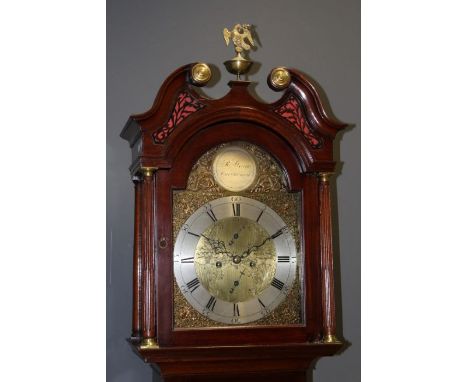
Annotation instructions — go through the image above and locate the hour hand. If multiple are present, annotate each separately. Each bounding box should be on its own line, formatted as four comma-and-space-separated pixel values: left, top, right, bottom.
201, 234, 233, 258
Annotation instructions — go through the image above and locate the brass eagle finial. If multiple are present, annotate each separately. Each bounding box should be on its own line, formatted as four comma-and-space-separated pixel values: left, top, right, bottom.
223, 24, 255, 55
222, 24, 255, 79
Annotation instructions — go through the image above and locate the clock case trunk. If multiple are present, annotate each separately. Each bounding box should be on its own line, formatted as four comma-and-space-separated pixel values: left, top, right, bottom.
121, 63, 347, 380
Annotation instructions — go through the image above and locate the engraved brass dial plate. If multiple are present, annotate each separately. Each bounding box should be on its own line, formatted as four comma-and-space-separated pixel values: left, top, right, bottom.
195, 217, 277, 303
174, 196, 297, 324
172, 142, 303, 328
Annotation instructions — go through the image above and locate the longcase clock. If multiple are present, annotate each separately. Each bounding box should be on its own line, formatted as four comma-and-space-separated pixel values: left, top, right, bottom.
121, 24, 348, 381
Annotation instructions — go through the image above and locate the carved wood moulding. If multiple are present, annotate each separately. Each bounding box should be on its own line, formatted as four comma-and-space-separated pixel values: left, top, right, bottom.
153, 90, 205, 144
121, 63, 347, 177
274, 95, 322, 148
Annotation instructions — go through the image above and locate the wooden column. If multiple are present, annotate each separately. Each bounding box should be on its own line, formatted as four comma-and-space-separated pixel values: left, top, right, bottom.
140, 167, 158, 349
318, 172, 340, 343
131, 175, 143, 338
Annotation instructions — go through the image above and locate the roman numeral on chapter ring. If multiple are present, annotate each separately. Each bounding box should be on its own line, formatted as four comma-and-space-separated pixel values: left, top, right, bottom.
256, 209, 264, 222
258, 298, 266, 308
271, 228, 285, 239
181, 257, 194, 263
271, 277, 285, 290
186, 278, 200, 292
206, 296, 217, 311
277, 256, 290, 263
232, 203, 241, 217
233, 303, 240, 317
206, 209, 217, 222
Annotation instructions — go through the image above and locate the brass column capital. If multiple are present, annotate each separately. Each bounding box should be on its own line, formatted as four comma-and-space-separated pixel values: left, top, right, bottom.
141, 167, 157, 177
318, 172, 334, 182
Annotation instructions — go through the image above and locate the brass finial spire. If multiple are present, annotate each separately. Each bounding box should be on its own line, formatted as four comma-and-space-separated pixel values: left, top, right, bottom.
223, 24, 255, 80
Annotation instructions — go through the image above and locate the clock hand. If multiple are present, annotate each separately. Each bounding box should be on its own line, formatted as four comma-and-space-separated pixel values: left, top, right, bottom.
229, 279, 240, 294
201, 234, 234, 258
240, 226, 287, 259
240, 237, 271, 259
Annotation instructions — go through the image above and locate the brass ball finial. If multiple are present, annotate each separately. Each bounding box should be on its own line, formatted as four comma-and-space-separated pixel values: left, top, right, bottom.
191, 63, 212, 86
269, 67, 291, 90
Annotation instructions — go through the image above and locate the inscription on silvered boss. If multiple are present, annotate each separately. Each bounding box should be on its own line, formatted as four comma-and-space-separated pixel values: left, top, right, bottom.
213, 147, 257, 191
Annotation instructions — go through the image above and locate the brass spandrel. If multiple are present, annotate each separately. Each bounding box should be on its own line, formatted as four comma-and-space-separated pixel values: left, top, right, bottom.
173, 273, 302, 329
185, 142, 286, 194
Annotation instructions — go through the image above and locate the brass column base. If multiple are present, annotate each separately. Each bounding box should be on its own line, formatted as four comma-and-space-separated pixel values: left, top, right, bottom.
140, 337, 159, 350
323, 334, 341, 344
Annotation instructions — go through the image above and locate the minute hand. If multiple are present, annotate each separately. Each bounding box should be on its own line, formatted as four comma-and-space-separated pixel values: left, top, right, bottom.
240, 227, 286, 259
